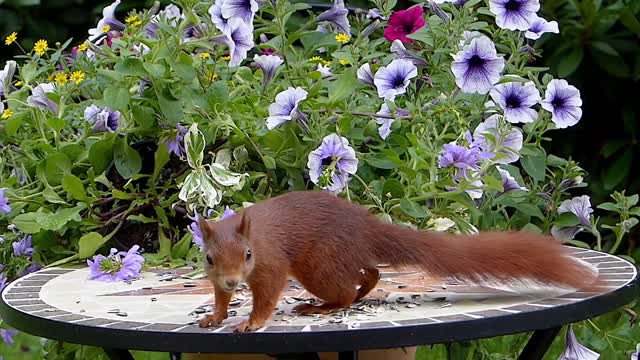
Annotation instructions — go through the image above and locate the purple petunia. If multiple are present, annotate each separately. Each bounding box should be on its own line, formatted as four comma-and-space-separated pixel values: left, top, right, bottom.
87, 245, 144, 282
0, 328, 17, 346
253, 54, 284, 88
266, 87, 308, 130
223, 17, 254, 67
20, 263, 42, 277
373, 59, 418, 100
221, 206, 236, 219
557, 326, 599, 360
84, 104, 120, 133
0, 188, 10, 214
0, 273, 7, 292
357, 63, 375, 86
221, 0, 259, 25
541, 79, 582, 129
317, 0, 351, 35
473, 115, 523, 164
166, 124, 188, 158
438, 142, 493, 170
189, 214, 205, 251
551, 195, 593, 240
12, 235, 34, 258
209, 0, 230, 33
390, 40, 429, 67
88, 0, 126, 42
307, 134, 358, 193
366, 8, 385, 20
496, 167, 528, 194
451, 36, 505, 94
375, 103, 410, 140
525, 16, 559, 40
0, 61, 16, 97
489, 81, 540, 123
489, 0, 540, 31
27, 83, 58, 114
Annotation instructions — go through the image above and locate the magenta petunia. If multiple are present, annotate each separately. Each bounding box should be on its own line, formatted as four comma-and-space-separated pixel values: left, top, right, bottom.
383, 6, 426, 44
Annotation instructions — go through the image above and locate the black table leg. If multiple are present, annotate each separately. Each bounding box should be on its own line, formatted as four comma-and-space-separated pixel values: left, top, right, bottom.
338, 351, 358, 360
170, 352, 182, 360
518, 326, 562, 360
103, 348, 135, 360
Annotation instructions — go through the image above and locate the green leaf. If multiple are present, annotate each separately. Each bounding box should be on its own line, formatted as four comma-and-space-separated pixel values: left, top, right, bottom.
38, 204, 86, 231
157, 86, 183, 123
406, 26, 433, 46
171, 233, 192, 259
546, 154, 568, 167
603, 150, 632, 190
206, 81, 229, 109
262, 155, 277, 170
565, 240, 591, 249
20, 61, 38, 84
521, 223, 542, 234
151, 143, 170, 184
103, 87, 130, 112
143, 63, 166, 78
629, 207, 640, 217
158, 227, 172, 258
45, 153, 71, 186
555, 212, 580, 227
132, 106, 156, 129
619, 9, 640, 35
113, 138, 142, 179
365, 152, 402, 169
78, 232, 106, 259
596, 202, 619, 212
328, 68, 356, 103
62, 174, 88, 202
89, 138, 114, 174
46, 117, 65, 132
520, 150, 546, 182
127, 214, 158, 223
556, 48, 584, 77
399, 198, 428, 218
42, 187, 66, 204
513, 203, 544, 220
591, 41, 619, 57
114, 58, 147, 77
172, 53, 196, 82
382, 179, 405, 198
12, 212, 41, 233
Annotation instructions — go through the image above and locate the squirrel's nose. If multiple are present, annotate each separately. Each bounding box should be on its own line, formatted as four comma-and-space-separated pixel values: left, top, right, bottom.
225, 279, 239, 289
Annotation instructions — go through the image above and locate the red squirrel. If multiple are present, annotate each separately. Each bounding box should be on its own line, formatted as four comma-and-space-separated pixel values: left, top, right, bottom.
196, 191, 597, 333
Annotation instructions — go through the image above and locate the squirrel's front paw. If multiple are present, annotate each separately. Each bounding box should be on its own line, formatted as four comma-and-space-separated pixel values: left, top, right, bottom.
233, 320, 263, 333
198, 313, 225, 328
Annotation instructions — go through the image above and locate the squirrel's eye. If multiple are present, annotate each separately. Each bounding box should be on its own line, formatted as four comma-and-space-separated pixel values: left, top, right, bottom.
206, 254, 214, 266
245, 249, 252, 262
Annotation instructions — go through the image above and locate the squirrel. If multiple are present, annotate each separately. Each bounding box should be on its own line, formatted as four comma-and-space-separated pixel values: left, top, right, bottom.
196, 191, 598, 333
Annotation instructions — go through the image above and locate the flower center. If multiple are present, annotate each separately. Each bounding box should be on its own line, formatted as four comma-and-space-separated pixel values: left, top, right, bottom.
505, 0, 520, 11
99, 259, 123, 275
551, 96, 565, 109
392, 74, 406, 88
403, 23, 414, 34
468, 55, 485, 68
505, 94, 521, 108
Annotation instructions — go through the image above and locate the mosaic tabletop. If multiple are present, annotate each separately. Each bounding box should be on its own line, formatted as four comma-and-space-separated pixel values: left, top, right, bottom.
0, 247, 638, 354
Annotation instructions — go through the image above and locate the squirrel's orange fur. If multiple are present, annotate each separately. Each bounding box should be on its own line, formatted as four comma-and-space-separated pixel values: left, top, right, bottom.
197, 191, 597, 333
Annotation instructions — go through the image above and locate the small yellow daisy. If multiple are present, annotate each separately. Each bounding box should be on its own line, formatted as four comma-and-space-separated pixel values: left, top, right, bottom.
335, 33, 350, 44
339, 59, 349, 66
5, 32, 17, 46
221, 55, 231, 61
70, 70, 85, 85
309, 56, 323, 62
1, 109, 13, 119
322, 60, 332, 66
14, 80, 23, 87
200, 52, 211, 60
54, 72, 68, 85
102, 25, 111, 33
205, 71, 218, 81
133, 19, 143, 27
77, 42, 88, 52
33, 39, 48, 56
47, 74, 54, 82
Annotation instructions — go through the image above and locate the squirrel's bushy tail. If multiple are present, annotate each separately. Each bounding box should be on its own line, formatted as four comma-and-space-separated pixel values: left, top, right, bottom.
372, 223, 597, 289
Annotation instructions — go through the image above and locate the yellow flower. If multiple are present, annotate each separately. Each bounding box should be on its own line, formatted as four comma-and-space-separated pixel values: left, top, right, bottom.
221, 55, 231, 61
205, 71, 218, 81
200, 52, 211, 60
309, 56, 323, 62
322, 60, 332, 66
47, 74, 54, 82
33, 39, 48, 56
70, 71, 85, 85
339, 59, 349, 66
133, 19, 143, 27
1, 109, 13, 119
126, 14, 139, 25
77, 43, 88, 52
335, 33, 350, 44
102, 25, 111, 33
5, 32, 17, 46
54, 72, 68, 85
14, 80, 23, 87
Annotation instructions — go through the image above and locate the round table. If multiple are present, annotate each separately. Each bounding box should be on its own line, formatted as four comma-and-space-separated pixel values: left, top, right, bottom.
1, 247, 638, 360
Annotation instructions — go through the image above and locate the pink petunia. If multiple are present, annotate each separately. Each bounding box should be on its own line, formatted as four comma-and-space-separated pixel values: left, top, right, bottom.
383, 6, 426, 44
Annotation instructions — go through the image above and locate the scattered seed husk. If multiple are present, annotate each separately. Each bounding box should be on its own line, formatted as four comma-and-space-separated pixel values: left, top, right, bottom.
107, 309, 120, 314
183, 282, 196, 288
151, 297, 157, 302
406, 304, 418, 308
116, 312, 128, 317
229, 299, 242, 306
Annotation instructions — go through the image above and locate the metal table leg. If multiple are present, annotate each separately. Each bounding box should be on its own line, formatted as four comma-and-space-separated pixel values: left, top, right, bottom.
518, 326, 562, 360
103, 348, 135, 360
338, 351, 358, 360
170, 353, 182, 360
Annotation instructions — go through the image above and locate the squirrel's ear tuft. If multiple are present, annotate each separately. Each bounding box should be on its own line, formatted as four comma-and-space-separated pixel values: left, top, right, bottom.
237, 213, 250, 237
197, 215, 213, 241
